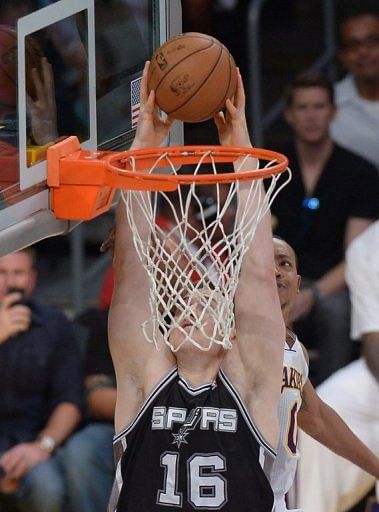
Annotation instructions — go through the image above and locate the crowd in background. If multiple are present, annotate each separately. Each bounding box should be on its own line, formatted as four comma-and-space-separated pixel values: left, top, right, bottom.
0, 1, 379, 512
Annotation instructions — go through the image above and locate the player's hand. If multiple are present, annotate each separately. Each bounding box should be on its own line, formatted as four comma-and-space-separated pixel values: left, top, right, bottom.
27, 57, 58, 146
0, 443, 50, 480
0, 293, 32, 344
214, 70, 257, 173
213, 70, 252, 148
132, 61, 175, 150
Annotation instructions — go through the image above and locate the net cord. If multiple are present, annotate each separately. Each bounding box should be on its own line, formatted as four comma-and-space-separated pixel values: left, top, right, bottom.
120, 151, 291, 352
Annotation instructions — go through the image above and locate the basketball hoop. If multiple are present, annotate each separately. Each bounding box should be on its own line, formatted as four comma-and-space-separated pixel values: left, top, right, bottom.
47, 137, 290, 351
103, 145, 288, 186
106, 145, 290, 352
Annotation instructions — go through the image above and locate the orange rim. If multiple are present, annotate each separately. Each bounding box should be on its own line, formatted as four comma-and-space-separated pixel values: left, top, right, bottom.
103, 145, 289, 188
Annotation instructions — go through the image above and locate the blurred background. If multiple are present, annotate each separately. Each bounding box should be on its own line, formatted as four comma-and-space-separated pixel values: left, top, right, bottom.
29, 0, 354, 314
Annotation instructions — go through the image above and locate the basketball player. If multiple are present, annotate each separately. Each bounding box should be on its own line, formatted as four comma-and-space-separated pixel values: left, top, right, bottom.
107, 62, 285, 511
270, 236, 379, 512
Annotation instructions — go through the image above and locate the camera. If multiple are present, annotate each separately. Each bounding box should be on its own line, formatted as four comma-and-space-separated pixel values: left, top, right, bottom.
6, 287, 27, 306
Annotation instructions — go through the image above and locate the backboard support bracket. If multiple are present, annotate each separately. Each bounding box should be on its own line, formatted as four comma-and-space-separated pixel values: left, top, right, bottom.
47, 136, 176, 220
47, 137, 116, 221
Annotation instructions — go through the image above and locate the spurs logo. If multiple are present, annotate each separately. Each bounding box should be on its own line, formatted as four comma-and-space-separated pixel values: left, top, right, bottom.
172, 407, 201, 448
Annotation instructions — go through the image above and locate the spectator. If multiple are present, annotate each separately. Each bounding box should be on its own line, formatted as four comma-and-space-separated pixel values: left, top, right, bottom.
61, 306, 116, 512
330, 3, 379, 169
0, 247, 83, 512
270, 70, 379, 385
293, 220, 379, 511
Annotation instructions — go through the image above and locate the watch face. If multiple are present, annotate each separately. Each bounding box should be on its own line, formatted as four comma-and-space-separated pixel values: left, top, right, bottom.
39, 435, 56, 453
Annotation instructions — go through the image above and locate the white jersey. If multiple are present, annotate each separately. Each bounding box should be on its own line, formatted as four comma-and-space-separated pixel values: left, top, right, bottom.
270, 336, 308, 512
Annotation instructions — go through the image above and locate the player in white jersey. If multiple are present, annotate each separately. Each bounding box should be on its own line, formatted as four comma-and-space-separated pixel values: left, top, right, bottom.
271, 236, 379, 512
270, 328, 308, 512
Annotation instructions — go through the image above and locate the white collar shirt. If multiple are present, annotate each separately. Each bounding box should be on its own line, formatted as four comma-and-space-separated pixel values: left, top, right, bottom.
330, 74, 379, 170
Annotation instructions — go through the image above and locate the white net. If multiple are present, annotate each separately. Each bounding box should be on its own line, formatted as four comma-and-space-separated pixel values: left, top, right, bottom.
120, 149, 290, 352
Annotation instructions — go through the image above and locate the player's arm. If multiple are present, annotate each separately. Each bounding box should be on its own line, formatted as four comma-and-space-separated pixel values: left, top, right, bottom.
109, 62, 175, 431
214, 72, 285, 447
298, 346, 379, 479
232, 189, 285, 448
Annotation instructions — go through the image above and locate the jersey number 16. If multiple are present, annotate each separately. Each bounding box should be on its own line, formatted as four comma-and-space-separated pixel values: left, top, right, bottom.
157, 451, 227, 508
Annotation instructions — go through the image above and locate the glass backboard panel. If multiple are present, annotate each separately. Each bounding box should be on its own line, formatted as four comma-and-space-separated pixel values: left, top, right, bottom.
95, 0, 151, 148
18, 0, 96, 189
0, 0, 182, 255
95, 0, 183, 150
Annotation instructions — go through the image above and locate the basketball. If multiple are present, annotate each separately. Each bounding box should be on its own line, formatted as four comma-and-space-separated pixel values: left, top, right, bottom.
147, 32, 237, 123
0, 25, 44, 110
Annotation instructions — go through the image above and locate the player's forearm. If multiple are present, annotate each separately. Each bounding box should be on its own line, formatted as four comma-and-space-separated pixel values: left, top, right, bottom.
235, 168, 261, 226
237, 176, 274, 263
234, 153, 258, 175
310, 401, 379, 479
114, 196, 150, 277
235, 182, 282, 336
238, 210, 276, 288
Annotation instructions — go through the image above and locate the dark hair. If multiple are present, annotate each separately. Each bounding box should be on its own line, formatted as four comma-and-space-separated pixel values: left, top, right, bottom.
337, 1, 379, 47
285, 70, 335, 107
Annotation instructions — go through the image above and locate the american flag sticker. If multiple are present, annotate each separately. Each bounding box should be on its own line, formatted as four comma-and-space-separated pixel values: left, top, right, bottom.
131, 77, 142, 128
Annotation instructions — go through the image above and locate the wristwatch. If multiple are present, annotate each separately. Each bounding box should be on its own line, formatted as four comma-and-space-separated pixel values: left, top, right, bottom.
37, 435, 57, 454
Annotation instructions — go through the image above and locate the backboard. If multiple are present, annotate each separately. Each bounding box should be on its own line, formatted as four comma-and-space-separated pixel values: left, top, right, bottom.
0, 0, 183, 256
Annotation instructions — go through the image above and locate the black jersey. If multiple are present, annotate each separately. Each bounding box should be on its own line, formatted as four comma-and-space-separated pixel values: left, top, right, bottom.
109, 368, 275, 511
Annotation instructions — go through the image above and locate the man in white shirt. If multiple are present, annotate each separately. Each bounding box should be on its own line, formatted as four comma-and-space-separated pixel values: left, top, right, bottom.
293, 221, 379, 511
330, 4, 379, 170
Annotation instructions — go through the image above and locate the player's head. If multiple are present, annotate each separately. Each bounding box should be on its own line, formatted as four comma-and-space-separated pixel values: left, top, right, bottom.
168, 287, 230, 357
284, 70, 335, 145
337, 3, 379, 84
273, 236, 300, 324
0, 247, 37, 301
